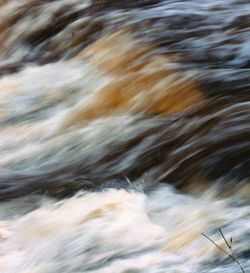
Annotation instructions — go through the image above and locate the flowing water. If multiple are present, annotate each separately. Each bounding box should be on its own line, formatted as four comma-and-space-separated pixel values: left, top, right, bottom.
0, 0, 250, 272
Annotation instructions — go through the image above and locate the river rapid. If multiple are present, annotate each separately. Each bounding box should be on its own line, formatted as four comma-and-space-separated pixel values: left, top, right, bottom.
0, 1, 249, 272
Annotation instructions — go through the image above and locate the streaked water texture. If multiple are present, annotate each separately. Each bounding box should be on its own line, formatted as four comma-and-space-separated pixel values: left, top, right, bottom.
0, 0, 249, 272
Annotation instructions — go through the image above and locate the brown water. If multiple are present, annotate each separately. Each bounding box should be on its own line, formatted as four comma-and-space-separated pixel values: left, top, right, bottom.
0, 1, 249, 272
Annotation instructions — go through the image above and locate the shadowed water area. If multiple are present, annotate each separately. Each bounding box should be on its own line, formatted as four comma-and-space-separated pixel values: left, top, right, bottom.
0, 0, 249, 272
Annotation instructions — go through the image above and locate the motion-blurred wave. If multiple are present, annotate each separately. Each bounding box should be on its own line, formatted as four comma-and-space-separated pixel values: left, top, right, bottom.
0, 1, 249, 272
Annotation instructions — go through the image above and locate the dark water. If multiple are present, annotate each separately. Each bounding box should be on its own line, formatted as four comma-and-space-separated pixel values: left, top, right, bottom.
0, 1, 249, 272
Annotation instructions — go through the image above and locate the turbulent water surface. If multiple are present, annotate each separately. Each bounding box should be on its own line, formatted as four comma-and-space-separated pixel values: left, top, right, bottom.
0, 0, 250, 272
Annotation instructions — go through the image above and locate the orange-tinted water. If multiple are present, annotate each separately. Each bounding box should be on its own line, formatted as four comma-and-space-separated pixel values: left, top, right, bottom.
0, 1, 249, 272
